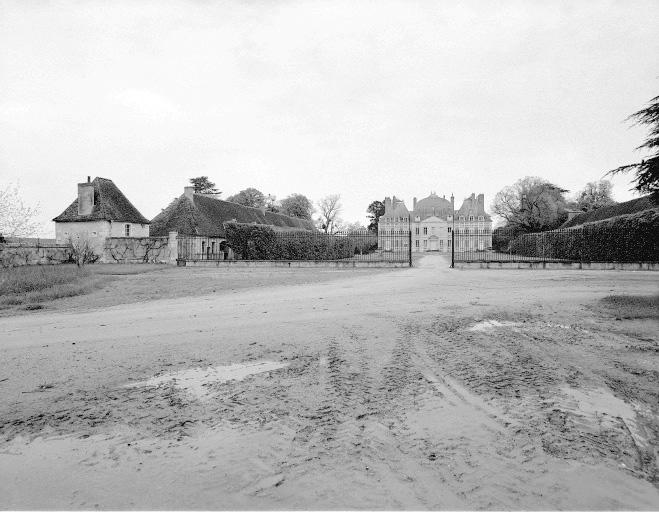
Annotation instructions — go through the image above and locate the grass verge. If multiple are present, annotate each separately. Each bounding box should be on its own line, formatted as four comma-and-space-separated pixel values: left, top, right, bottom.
599, 294, 659, 320
0, 265, 102, 308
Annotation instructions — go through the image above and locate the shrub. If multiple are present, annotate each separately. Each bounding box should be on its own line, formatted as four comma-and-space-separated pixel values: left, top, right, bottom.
224, 223, 355, 260
508, 208, 659, 261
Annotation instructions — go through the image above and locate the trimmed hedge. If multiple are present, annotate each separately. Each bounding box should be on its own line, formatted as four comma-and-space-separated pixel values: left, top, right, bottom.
508, 208, 659, 262
224, 223, 358, 260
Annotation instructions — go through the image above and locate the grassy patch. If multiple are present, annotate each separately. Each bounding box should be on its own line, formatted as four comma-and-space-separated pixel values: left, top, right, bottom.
0, 265, 102, 306
599, 294, 659, 320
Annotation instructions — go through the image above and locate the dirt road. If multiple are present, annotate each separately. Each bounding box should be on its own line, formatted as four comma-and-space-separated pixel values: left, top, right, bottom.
1, 255, 658, 509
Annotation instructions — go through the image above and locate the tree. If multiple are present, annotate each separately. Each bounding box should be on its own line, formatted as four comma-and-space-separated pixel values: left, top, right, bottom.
608, 95, 659, 203
366, 200, 385, 232
491, 176, 568, 232
226, 187, 266, 208
317, 194, 342, 234
574, 180, 616, 212
189, 176, 220, 195
0, 183, 40, 238
265, 194, 280, 213
280, 193, 314, 220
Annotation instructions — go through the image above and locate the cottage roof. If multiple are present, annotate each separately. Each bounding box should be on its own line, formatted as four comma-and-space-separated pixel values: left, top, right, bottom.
561, 196, 655, 228
150, 192, 317, 237
52, 177, 150, 224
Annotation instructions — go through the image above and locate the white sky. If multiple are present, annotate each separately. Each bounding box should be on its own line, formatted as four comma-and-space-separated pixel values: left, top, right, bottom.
1, 0, 658, 236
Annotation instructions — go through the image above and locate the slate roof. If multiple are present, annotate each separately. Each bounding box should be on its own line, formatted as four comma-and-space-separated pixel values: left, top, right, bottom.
53, 177, 150, 224
561, 196, 656, 228
455, 193, 492, 221
414, 193, 452, 219
150, 193, 317, 237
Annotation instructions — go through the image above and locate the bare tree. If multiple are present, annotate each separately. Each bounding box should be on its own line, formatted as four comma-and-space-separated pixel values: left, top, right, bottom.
0, 183, 40, 237
574, 180, 616, 212
317, 194, 342, 234
67, 236, 99, 267
492, 176, 568, 232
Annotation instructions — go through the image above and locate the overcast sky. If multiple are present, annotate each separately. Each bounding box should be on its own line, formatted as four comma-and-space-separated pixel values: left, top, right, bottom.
1, 0, 658, 235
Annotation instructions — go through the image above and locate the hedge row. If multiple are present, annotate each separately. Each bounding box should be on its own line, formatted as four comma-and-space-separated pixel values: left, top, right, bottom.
508, 208, 659, 262
224, 223, 377, 260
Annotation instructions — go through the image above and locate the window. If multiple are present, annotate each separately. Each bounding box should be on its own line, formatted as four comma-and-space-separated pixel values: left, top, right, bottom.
478, 216, 484, 221
448, 227, 452, 233
201, 241, 206, 255
211, 241, 216, 253
423, 239, 427, 248
415, 227, 419, 235
423, 227, 428, 235
125, 224, 130, 236
469, 215, 474, 221
448, 240, 451, 248
415, 240, 419, 248
439, 240, 444, 249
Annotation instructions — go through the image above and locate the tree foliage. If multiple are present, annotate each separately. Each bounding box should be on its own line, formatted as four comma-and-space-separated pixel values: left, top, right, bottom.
608, 95, 659, 203
366, 200, 385, 232
491, 176, 568, 232
574, 180, 616, 212
226, 187, 266, 208
189, 176, 220, 195
0, 183, 41, 237
280, 193, 314, 220
316, 194, 343, 234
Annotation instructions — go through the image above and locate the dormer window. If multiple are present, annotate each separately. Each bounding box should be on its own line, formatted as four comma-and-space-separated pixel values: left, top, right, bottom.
469, 215, 474, 221
459, 216, 465, 221
478, 215, 484, 221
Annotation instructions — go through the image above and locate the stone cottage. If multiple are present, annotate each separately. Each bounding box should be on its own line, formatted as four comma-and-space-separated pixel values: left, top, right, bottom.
53, 177, 150, 253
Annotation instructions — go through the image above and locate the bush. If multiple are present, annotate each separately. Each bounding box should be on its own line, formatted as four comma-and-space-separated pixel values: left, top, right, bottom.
224, 223, 355, 260
507, 208, 659, 261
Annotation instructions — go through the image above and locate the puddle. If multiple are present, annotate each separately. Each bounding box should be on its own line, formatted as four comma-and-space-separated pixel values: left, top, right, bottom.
126, 361, 288, 399
468, 320, 521, 331
561, 386, 647, 449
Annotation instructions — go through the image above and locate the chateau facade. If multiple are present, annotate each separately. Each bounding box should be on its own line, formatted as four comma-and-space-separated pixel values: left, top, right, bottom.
378, 192, 493, 253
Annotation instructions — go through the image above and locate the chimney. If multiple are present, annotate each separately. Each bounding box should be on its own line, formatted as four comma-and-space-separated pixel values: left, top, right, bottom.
184, 186, 195, 201
477, 193, 485, 212
413, 197, 417, 210
384, 197, 392, 210
77, 179, 94, 216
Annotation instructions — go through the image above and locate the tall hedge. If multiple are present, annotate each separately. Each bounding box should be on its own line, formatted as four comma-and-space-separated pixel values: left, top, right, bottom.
224, 223, 357, 260
508, 208, 659, 262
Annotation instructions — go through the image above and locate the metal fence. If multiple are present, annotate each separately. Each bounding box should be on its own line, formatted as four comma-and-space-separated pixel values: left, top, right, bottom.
177, 231, 412, 264
452, 225, 659, 264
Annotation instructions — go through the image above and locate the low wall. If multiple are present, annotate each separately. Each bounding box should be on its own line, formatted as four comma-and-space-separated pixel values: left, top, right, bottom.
0, 244, 71, 268
102, 236, 173, 264
454, 261, 659, 271
179, 259, 410, 268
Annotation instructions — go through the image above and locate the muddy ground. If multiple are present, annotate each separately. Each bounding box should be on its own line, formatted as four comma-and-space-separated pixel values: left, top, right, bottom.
0, 255, 658, 509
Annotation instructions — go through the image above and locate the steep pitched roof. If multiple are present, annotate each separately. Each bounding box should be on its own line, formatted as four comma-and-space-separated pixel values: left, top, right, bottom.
456, 193, 492, 221
150, 193, 317, 237
561, 196, 656, 228
53, 177, 150, 224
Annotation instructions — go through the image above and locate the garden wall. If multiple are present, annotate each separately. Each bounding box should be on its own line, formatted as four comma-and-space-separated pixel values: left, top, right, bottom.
101, 235, 176, 264
0, 243, 72, 268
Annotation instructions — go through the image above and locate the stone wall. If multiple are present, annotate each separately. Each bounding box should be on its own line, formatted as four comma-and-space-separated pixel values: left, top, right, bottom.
0, 243, 72, 268
101, 236, 173, 264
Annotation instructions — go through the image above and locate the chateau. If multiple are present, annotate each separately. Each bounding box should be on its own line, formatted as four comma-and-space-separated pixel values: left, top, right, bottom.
378, 192, 493, 253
